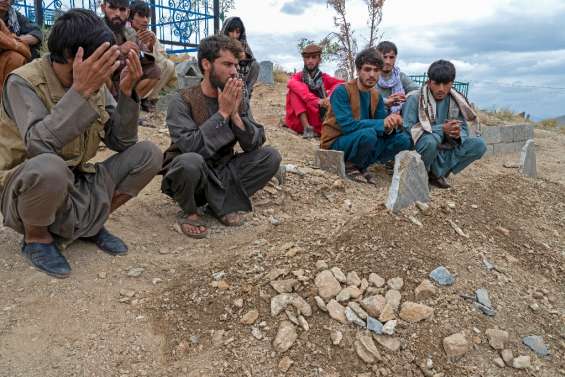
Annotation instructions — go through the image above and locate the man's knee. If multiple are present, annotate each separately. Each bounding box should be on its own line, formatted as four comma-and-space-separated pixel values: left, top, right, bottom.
466, 137, 487, 159
416, 133, 439, 154
134, 141, 163, 175
172, 152, 206, 177
23, 154, 70, 193
393, 131, 412, 151
261, 146, 282, 174
357, 129, 378, 149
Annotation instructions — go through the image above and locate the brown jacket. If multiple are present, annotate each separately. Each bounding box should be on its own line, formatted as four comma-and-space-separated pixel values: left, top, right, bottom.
320, 79, 380, 150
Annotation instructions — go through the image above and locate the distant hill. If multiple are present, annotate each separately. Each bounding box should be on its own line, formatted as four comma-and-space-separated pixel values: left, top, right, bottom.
554, 115, 565, 125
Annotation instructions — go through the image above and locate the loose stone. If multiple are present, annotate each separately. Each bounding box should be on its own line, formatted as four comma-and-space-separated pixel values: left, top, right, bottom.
429, 266, 455, 286
345, 306, 366, 328
361, 295, 386, 317
399, 302, 434, 322
327, 299, 347, 324
485, 328, 508, 350
272, 321, 298, 353
240, 309, 259, 325
443, 332, 470, 361
373, 335, 401, 352
415, 280, 437, 301
330, 267, 347, 283
387, 277, 404, 290
367, 317, 384, 335
347, 271, 362, 287
369, 273, 385, 288
315, 270, 342, 300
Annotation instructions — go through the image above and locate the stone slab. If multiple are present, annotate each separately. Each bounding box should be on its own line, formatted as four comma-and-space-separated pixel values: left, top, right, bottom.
513, 124, 535, 142
314, 149, 346, 178
258, 61, 274, 85
483, 144, 495, 157
480, 126, 502, 144
499, 126, 515, 143
176, 61, 202, 89
385, 151, 430, 213
519, 139, 537, 178
493, 142, 523, 155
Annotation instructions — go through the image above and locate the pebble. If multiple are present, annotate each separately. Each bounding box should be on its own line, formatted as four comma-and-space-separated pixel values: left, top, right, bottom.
233, 298, 244, 308
240, 309, 259, 325
501, 349, 513, 366
266, 268, 288, 281
327, 299, 347, 324
523, 335, 550, 356
355, 333, 382, 364
151, 278, 162, 285
409, 216, 423, 227
496, 226, 510, 237
493, 357, 505, 368
347, 271, 362, 287
348, 302, 368, 320
385, 289, 402, 310
330, 267, 347, 283
360, 278, 369, 292
382, 320, 397, 335
532, 291, 544, 299
345, 306, 366, 328
378, 303, 396, 322
373, 335, 401, 352
446, 201, 456, 209
97, 272, 107, 279
119, 289, 135, 298
399, 302, 434, 322
298, 315, 310, 331
270, 216, 282, 226
416, 201, 431, 215
270, 279, 299, 294
314, 296, 328, 312
369, 273, 385, 288
215, 280, 230, 290
387, 277, 404, 290
529, 303, 540, 312
475, 288, 493, 308
367, 317, 384, 335
272, 321, 298, 353
429, 266, 455, 286
315, 260, 328, 271
443, 332, 470, 361
251, 327, 263, 340
415, 280, 437, 301
512, 355, 531, 369
278, 356, 294, 372
285, 309, 299, 325
485, 328, 508, 350
361, 295, 386, 317
127, 267, 145, 277
315, 270, 342, 300
330, 330, 343, 345
336, 286, 362, 302
271, 293, 312, 317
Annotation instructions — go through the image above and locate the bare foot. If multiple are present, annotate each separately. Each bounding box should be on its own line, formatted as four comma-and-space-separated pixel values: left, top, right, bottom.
179, 213, 208, 238
220, 212, 243, 227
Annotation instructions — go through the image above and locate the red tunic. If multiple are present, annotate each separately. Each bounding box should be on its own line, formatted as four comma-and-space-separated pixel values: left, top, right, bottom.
284, 72, 343, 134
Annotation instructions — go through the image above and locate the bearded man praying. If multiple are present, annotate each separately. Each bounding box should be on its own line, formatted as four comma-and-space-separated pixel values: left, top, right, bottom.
161, 35, 281, 238
284, 44, 343, 139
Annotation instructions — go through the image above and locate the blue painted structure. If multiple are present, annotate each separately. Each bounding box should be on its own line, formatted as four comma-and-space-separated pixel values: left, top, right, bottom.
408, 74, 470, 98
13, 0, 217, 54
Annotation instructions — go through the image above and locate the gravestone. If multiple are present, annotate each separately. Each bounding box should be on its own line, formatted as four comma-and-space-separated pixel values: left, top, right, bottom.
258, 61, 274, 85
334, 69, 349, 81
519, 139, 537, 178
176, 61, 202, 89
385, 151, 429, 213
314, 149, 346, 179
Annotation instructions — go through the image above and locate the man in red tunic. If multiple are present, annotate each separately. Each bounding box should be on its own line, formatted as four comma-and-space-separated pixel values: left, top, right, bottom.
284, 44, 343, 139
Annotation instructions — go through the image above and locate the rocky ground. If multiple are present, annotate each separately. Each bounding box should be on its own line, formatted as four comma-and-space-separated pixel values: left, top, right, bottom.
0, 83, 564, 377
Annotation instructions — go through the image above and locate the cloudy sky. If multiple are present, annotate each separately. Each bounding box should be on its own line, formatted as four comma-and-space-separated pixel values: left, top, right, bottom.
227, 0, 565, 119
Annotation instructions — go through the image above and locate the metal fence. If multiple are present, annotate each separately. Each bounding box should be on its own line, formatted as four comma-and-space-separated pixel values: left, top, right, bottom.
13, 0, 218, 54
408, 74, 470, 98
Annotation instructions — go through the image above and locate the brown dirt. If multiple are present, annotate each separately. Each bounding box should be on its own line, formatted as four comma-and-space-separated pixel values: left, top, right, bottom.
1, 83, 564, 377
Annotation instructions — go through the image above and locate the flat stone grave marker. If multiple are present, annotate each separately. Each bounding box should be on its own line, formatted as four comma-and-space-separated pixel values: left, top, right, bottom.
314, 149, 346, 179
519, 139, 537, 178
258, 61, 274, 85
386, 151, 430, 213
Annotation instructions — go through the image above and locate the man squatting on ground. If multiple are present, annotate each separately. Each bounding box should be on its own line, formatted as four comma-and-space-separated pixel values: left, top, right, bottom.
161, 35, 281, 239
128, 0, 177, 112
321, 48, 411, 184
285, 43, 343, 139
0, 9, 162, 278
101, 0, 161, 99
0, 0, 42, 92
403, 60, 486, 189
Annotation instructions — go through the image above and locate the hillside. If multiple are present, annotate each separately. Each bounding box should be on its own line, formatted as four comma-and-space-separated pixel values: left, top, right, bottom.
0, 83, 564, 377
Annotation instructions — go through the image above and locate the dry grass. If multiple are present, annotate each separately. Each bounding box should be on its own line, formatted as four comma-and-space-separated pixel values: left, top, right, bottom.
478, 107, 531, 126
273, 64, 289, 83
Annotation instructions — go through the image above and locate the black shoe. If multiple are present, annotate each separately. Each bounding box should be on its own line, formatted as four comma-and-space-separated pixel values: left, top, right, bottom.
82, 227, 128, 256
428, 172, 451, 189
21, 242, 71, 278
141, 98, 157, 113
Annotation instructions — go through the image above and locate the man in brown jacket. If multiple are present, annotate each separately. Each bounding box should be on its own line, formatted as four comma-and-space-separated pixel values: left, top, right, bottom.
0, 9, 162, 278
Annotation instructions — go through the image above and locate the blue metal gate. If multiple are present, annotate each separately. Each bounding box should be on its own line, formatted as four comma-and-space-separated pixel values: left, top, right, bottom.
13, 0, 217, 54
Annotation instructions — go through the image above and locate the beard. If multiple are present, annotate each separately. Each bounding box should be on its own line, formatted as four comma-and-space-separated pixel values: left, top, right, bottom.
104, 16, 126, 32
304, 63, 319, 73
358, 75, 376, 89
209, 65, 226, 90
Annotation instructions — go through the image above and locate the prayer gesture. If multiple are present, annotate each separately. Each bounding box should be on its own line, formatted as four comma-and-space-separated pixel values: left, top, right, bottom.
384, 93, 406, 108
119, 50, 143, 97
384, 113, 403, 134
71, 42, 120, 98
137, 30, 156, 50
319, 97, 330, 109
119, 41, 140, 56
443, 119, 461, 139
218, 77, 244, 120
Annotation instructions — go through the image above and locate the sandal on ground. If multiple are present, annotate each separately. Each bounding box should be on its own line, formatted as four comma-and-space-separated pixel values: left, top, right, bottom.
219, 212, 244, 227
361, 170, 377, 185
176, 212, 209, 239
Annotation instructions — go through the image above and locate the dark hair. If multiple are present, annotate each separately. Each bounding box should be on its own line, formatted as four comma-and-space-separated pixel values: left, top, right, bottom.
104, 0, 130, 7
225, 18, 244, 34
49, 9, 116, 64
376, 41, 397, 56
129, 0, 150, 19
197, 35, 243, 73
428, 60, 456, 84
355, 48, 384, 71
